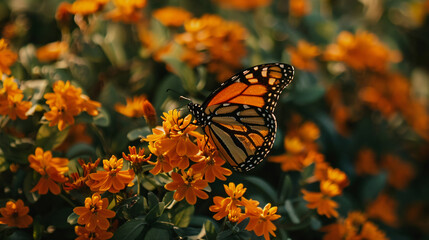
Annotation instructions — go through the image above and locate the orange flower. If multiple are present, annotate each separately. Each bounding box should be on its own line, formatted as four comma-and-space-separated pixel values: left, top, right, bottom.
269, 117, 322, 172
88, 155, 135, 193
245, 203, 281, 240
28, 147, 69, 195
287, 40, 320, 71
355, 148, 379, 175
0, 90, 32, 120
322, 211, 388, 240
56, 2, 72, 23
144, 110, 200, 158
324, 31, 401, 72
123, 146, 151, 174
0, 76, 32, 120
174, 15, 247, 81
290, 0, 311, 17
213, 0, 271, 10
153, 7, 192, 27
44, 80, 101, 131
115, 95, 157, 126
366, 193, 398, 227
0, 199, 33, 228
75, 225, 113, 240
0, 39, 18, 75
142, 99, 157, 127
381, 154, 414, 189
64, 158, 100, 192
302, 181, 340, 218
164, 168, 209, 205
73, 193, 116, 231
105, 0, 146, 23
191, 139, 232, 182
36, 41, 68, 62
209, 183, 246, 220
147, 142, 173, 175
68, 0, 108, 15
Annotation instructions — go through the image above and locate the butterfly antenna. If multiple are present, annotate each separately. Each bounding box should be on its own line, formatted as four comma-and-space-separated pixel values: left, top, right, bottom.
179, 95, 192, 102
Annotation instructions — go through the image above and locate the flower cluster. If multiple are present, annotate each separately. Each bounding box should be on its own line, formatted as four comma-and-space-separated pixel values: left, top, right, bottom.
73, 193, 115, 238
87, 155, 135, 193
174, 14, 248, 81
144, 110, 231, 204
213, 0, 271, 10
324, 30, 402, 72
287, 40, 320, 71
268, 115, 321, 171
44, 80, 101, 131
0, 39, 17, 75
0, 76, 32, 120
0, 199, 33, 228
322, 211, 388, 240
28, 147, 69, 195
210, 183, 281, 240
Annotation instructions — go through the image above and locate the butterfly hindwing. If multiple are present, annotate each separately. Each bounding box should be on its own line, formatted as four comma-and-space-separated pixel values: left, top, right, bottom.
203, 103, 276, 172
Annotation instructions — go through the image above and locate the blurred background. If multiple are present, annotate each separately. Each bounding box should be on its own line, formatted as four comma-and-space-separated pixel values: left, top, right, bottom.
0, 0, 428, 239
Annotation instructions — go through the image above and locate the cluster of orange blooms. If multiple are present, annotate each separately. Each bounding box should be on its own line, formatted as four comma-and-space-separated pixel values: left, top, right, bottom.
322, 211, 388, 240
43, 80, 101, 131
355, 149, 415, 190
29, 147, 69, 195
0, 39, 17, 75
0, 76, 32, 121
210, 182, 281, 240
173, 14, 248, 81
73, 193, 115, 239
57, 0, 146, 23
213, 0, 271, 10
269, 115, 349, 218
324, 31, 402, 72
144, 110, 232, 204
0, 199, 33, 229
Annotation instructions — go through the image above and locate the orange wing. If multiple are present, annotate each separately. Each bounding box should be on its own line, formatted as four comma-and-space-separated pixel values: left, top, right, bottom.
203, 63, 294, 112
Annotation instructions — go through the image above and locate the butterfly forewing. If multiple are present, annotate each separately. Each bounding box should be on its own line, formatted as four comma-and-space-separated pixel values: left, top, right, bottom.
189, 63, 294, 172
203, 63, 294, 113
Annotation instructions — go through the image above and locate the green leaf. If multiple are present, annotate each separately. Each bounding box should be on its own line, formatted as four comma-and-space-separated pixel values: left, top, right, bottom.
93, 107, 110, 127
301, 163, 315, 181
162, 191, 174, 208
66, 143, 96, 159
116, 195, 146, 220
161, 56, 196, 94
67, 212, 79, 225
35, 124, 70, 150
279, 175, 293, 202
204, 220, 217, 240
286, 85, 325, 105
145, 202, 165, 224
23, 172, 39, 203
112, 219, 146, 240
242, 176, 277, 202
361, 172, 387, 201
216, 229, 234, 240
144, 227, 170, 240
172, 203, 194, 228
0, 155, 8, 173
147, 192, 159, 209
127, 127, 151, 141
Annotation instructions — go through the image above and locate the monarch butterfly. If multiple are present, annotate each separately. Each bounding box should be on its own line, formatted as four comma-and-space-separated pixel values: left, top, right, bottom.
188, 63, 295, 172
